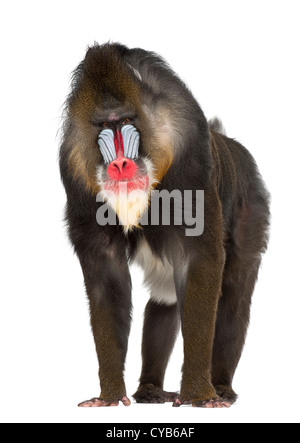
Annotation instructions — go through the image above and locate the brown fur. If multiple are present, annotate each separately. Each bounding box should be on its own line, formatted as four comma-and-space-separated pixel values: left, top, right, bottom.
60, 43, 270, 408
179, 190, 225, 402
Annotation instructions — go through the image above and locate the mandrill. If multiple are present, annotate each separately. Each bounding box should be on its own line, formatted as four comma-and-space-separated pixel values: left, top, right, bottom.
59, 42, 270, 408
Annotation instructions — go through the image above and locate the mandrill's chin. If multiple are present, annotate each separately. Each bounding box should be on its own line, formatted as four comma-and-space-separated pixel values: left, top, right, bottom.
101, 187, 150, 233
97, 158, 155, 232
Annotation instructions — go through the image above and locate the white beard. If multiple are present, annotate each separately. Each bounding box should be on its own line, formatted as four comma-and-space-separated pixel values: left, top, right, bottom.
97, 158, 155, 233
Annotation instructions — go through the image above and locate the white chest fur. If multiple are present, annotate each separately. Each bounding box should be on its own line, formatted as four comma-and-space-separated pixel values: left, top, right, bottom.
134, 239, 178, 306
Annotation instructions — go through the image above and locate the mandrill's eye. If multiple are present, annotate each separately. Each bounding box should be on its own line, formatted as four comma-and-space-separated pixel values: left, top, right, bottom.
122, 117, 133, 126
101, 122, 111, 128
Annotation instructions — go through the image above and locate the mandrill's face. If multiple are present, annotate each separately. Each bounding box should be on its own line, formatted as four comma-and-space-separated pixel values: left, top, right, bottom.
96, 113, 155, 231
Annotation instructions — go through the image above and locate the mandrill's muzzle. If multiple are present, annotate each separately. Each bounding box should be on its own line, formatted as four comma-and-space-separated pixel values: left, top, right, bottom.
98, 124, 140, 181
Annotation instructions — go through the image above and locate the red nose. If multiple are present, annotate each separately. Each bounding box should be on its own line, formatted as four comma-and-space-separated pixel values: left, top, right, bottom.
107, 157, 137, 181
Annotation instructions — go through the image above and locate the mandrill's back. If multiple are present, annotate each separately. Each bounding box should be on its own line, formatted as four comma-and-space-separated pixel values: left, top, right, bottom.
209, 125, 270, 257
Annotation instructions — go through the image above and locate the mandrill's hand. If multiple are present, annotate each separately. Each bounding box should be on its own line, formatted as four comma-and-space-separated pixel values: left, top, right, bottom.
78, 396, 131, 407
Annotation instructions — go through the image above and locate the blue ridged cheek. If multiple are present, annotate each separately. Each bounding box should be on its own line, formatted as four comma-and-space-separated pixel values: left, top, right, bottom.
121, 125, 140, 160
98, 129, 116, 164
98, 125, 140, 164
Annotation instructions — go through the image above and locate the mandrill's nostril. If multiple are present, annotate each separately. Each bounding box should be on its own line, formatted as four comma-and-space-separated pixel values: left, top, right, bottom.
107, 157, 137, 181
112, 159, 128, 173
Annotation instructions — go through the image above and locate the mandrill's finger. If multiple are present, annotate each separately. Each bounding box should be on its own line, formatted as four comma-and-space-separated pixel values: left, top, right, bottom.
121, 396, 131, 406
172, 398, 182, 407
78, 397, 118, 407
78, 396, 131, 407
78, 398, 102, 407
192, 399, 232, 408
107, 401, 119, 407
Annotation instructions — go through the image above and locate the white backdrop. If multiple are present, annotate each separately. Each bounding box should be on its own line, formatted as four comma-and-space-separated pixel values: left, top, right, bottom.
0, 0, 299, 424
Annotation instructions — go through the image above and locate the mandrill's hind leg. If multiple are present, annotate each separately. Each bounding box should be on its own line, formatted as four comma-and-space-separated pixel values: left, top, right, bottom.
212, 249, 261, 404
212, 190, 270, 404
133, 300, 180, 403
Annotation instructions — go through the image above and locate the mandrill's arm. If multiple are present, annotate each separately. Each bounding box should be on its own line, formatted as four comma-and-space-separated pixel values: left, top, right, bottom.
173, 190, 230, 408
70, 220, 132, 407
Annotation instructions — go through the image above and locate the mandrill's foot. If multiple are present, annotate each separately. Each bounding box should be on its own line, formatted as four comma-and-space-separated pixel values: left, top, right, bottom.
215, 385, 238, 405
78, 396, 131, 407
133, 384, 178, 404
173, 396, 231, 408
